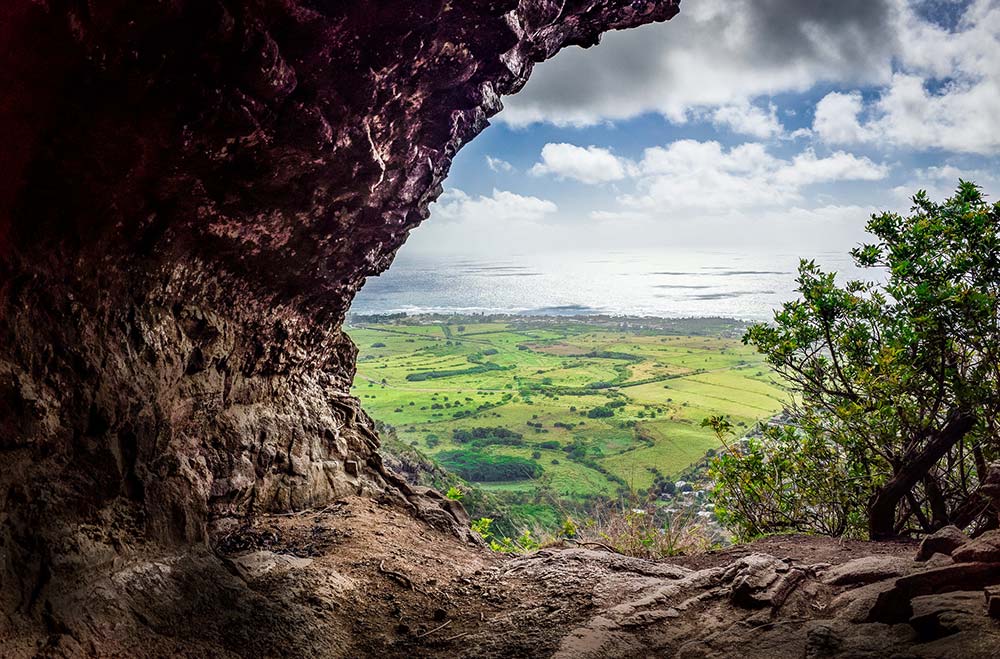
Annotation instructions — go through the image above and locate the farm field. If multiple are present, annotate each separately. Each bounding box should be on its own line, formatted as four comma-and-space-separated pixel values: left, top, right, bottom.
348, 316, 787, 506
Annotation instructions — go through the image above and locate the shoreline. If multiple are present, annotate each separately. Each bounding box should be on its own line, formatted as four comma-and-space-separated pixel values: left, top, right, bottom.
346, 311, 759, 324
346, 311, 759, 339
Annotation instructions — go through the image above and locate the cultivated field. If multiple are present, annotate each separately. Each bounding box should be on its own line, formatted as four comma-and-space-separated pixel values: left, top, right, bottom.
348, 317, 786, 503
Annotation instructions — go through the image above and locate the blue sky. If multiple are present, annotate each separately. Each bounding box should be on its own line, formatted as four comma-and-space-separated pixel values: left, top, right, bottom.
403, 0, 1000, 258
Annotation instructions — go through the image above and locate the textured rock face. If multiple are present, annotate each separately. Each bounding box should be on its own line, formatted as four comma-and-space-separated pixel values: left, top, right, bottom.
0, 0, 679, 628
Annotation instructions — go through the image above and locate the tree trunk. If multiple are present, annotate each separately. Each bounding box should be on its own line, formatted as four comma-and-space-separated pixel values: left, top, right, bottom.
868, 410, 976, 539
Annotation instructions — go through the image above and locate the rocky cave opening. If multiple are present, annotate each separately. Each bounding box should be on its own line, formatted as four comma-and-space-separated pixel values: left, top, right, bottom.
3, 1, 1000, 657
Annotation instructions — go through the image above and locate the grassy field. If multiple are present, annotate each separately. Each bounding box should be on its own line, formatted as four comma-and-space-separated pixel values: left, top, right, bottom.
348, 316, 786, 505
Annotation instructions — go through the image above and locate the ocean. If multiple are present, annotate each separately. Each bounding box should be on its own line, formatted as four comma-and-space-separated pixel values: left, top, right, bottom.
350, 248, 877, 322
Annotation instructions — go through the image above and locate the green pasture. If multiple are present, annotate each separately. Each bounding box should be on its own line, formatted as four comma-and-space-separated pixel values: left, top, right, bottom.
348, 318, 787, 502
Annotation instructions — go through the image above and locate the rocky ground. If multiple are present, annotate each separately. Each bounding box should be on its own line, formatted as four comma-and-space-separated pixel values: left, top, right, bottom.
4, 496, 997, 658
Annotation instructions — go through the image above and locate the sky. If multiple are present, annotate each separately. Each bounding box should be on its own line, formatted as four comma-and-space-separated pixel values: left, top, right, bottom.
401, 0, 1000, 259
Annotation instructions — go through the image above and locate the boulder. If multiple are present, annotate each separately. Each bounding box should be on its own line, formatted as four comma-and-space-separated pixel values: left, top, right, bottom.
909, 591, 985, 641
986, 585, 1000, 619
951, 529, 1000, 563
819, 555, 914, 586
916, 525, 969, 561
729, 554, 804, 608
864, 562, 1000, 624
227, 551, 314, 581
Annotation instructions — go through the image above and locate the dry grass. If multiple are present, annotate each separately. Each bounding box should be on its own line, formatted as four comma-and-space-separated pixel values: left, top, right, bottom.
568, 495, 711, 559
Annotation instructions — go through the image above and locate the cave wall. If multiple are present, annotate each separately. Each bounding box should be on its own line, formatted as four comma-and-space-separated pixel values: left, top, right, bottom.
0, 0, 679, 618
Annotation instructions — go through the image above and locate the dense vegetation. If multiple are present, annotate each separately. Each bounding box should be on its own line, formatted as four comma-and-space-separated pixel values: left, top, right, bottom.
405, 361, 508, 381
452, 427, 525, 447
715, 183, 1000, 540
436, 449, 543, 481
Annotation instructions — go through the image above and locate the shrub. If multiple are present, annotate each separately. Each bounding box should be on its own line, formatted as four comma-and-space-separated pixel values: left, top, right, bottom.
406, 362, 508, 381
471, 517, 540, 553
452, 427, 524, 448
576, 497, 709, 559
706, 416, 865, 540
436, 450, 542, 481
740, 183, 1000, 539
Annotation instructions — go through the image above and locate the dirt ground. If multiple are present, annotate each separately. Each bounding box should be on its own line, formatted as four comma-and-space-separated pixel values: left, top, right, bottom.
6, 496, 998, 658
201, 498, 933, 658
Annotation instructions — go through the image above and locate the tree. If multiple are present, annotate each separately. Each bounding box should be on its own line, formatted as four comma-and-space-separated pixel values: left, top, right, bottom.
739, 183, 1000, 539
587, 406, 614, 418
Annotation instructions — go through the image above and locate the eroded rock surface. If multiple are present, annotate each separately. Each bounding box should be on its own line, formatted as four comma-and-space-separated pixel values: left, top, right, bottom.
0, 0, 679, 642
9, 499, 997, 658
916, 525, 970, 561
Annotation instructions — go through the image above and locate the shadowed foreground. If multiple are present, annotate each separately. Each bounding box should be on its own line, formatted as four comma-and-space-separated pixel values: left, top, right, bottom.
5, 496, 999, 657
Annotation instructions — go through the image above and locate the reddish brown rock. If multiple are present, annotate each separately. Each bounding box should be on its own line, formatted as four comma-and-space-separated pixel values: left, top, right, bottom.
0, 0, 679, 642
952, 530, 1000, 563
820, 555, 915, 586
986, 585, 1000, 619
916, 525, 970, 561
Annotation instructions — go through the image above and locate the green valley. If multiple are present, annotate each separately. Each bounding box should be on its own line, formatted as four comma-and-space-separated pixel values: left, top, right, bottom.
348, 315, 787, 510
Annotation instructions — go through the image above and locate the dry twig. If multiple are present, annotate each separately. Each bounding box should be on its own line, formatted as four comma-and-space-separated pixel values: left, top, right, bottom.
415, 619, 452, 639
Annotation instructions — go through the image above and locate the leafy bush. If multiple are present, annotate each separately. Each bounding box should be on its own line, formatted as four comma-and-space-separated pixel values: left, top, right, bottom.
587, 406, 614, 418
452, 427, 524, 448
706, 416, 866, 540
436, 450, 543, 481
729, 183, 1000, 539
406, 362, 508, 381
471, 517, 540, 553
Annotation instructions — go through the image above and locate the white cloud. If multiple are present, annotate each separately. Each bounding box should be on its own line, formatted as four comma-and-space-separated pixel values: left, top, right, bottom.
711, 103, 784, 139
432, 188, 558, 224
774, 150, 889, 186
891, 163, 1000, 203
615, 140, 889, 213
500, 0, 897, 128
485, 156, 515, 173
814, 0, 1000, 154
499, 0, 1000, 157
812, 92, 875, 143
585, 202, 878, 252
529, 143, 634, 184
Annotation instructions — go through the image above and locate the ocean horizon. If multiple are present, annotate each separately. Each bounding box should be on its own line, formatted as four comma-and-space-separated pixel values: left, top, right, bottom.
350, 247, 876, 322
